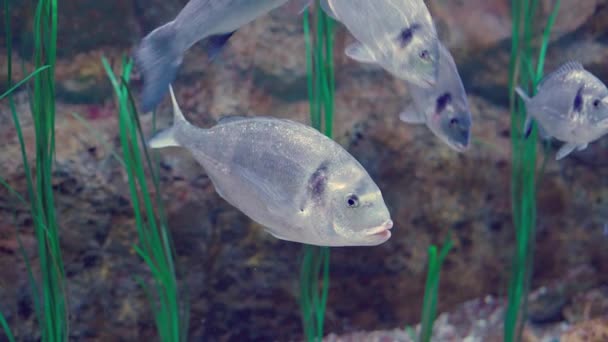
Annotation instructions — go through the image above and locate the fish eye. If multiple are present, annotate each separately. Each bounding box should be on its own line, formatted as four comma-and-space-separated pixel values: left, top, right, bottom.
450, 118, 459, 125
419, 49, 430, 61
345, 194, 360, 208
593, 99, 601, 108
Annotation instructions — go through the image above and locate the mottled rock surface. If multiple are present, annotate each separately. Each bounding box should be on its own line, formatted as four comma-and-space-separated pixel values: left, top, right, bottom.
1, 0, 607, 341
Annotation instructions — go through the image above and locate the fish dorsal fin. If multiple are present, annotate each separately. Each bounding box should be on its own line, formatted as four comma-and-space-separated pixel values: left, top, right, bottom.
538, 61, 584, 89
217, 115, 249, 125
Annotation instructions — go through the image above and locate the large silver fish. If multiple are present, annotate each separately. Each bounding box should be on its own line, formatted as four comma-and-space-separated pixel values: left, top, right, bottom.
135, 0, 312, 112
320, 0, 440, 86
399, 43, 471, 152
516, 62, 608, 160
149, 86, 393, 247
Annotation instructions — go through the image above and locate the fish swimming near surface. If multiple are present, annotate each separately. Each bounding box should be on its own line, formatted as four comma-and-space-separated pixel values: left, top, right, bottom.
148, 86, 394, 247
135, 0, 312, 113
319, 0, 440, 87
515, 61, 608, 160
399, 43, 471, 152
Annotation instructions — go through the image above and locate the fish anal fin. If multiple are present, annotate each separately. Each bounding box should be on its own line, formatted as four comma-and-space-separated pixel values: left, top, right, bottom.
556, 142, 578, 160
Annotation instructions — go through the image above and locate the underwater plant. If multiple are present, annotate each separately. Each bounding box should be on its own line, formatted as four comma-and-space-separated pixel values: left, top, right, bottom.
299, 2, 335, 341
1, 0, 69, 340
505, 0, 561, 341
102, 57, 189, 342
416, 236, 453, 342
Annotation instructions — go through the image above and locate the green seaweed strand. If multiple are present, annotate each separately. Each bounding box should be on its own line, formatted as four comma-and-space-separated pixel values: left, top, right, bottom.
103, 57, 187, 341
504, 1, 561, 341
415, 235, 453, 342
300, 2, 334, 341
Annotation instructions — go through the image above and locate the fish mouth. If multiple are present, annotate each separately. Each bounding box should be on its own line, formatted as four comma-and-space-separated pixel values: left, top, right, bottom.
364, 220, 394, 238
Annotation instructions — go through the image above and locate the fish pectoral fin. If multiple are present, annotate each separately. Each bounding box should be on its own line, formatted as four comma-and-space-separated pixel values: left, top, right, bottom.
577, 143, 588, 151
319, 0, 338, 20
556, 142, 578, 160
345, 42, 377, 64
399, 106, 425, 124
537, 124, 551, 140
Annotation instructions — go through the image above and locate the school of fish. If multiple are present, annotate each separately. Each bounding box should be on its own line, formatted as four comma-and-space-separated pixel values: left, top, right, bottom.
135, 1, 608, 247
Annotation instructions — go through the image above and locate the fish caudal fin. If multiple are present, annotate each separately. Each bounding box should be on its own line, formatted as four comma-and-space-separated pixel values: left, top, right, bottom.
523, 114, 534, 139
148, 85, 189, 149
515, 87, 531, 103
135, 21, 183, 113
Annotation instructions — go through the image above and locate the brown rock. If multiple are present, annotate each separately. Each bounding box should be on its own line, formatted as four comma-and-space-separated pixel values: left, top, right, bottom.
561, 317, 608, 342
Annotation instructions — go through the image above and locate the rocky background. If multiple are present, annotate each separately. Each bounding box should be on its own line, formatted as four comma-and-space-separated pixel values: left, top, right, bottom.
1, 0, 607, 341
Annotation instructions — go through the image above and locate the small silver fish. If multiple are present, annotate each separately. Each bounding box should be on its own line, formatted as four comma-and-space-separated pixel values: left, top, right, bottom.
399, 43, 471, 152
516, 62, 608, 160
149, 86, 393, 247
135, 0, 312, 112
320, 0, 440, 86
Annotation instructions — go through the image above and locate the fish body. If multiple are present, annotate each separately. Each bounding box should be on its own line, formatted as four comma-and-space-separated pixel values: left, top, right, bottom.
149, 86, 393, 247
399, 43, 471, 152
516, 62, 608, 160
320, 0, 440, 86
135, 0, 311, 112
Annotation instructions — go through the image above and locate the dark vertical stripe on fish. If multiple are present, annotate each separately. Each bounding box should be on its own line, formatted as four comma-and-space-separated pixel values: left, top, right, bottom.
435, 92, 452, 114
398, 23, 421, 48
573, 85, 584, 113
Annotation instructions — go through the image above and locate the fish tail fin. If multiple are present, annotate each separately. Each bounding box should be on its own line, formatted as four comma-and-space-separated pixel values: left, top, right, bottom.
515, 86, 531, 103
135, 21, 183, 113
515, 87, 536, 139
523, 114, 534, 139
148, 85, 190, 149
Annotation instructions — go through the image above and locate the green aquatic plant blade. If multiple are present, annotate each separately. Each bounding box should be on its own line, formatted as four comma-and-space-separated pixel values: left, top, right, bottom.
31, 0, 70, 339
2, 0, 70, 339
102, 57, 187, 342
505, 1, 561, 341
0, 309, 15, 342
417, 236, 453, 342
300, 2, 334, 341
0, 65, 51, 100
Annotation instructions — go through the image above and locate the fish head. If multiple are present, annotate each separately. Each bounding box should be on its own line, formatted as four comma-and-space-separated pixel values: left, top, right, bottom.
426, 91, 472, 152
325, 163, 393, 246
383, 26, 439, 87
588, 94, 608, 118
592, 96, 608, 130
